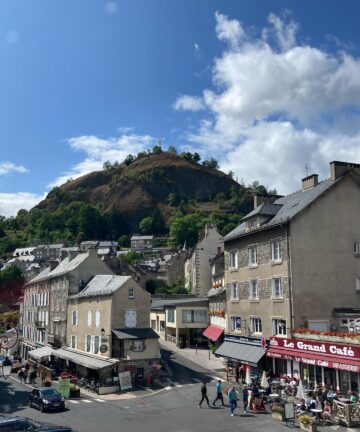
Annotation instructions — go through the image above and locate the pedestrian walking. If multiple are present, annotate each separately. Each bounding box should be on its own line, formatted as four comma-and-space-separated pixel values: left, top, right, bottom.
228, 386, 238, 416
18, 368, 24, 383
23, 368, 28, 384
198, 382, 210, 408
242, 386, 249, 414
212, 380, 225, 406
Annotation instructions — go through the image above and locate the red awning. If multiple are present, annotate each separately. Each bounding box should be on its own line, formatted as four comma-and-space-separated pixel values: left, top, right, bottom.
203, 325, 224, 342
267, 347, 360, 373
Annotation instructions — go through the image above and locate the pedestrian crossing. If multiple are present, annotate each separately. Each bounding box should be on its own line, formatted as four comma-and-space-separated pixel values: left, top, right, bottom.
67, 398, 105, 404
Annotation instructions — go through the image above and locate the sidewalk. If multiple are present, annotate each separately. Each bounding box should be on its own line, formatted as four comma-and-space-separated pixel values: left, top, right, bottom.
159, 339, 226, 376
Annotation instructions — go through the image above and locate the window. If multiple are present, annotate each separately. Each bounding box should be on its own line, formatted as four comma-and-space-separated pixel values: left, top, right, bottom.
87, 311, 92, 326
132, 340, 144, 352
354, 242, 360, 256
95, 310, 100, 327
71, 335, 77, 349
249, 280, 258, 299
231, 316, 241, 331
167, 309, 175, 323
229, 251, 238, 270
272, 318, 287, 336
250, 317, 262, 333
94, 336, 99, 354
86, 335, 91, 352
182, 310, 208, 323
248, 246, 257, 266
72, 310, 78, 326
128, 288, 135, 299
230, 282, 239, 301
272, 278, 283, 299
248, 218, 257, 229
356, 278, 360, 291
271, 240, 282, 262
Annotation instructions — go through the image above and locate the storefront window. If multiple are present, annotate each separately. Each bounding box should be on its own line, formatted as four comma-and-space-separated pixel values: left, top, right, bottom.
340, 370, 350, 396
324, 368, 335, 387
350, 372, 359, 392
315, 365, 322, 385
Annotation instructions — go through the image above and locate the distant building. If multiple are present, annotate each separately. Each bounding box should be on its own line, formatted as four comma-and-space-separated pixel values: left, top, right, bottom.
34, 244, 64, 262
130, 235, 154, 250
184, 225, 223, 296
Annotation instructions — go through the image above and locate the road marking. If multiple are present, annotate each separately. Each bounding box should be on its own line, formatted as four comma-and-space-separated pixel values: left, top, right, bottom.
175, 384, 183, 388
81, 399, 93, 403
10, 376, 35, 389
165, 386, 172, 390
67, 400, 80, 404
193, 378, 202, 383
94, 398, 105, 402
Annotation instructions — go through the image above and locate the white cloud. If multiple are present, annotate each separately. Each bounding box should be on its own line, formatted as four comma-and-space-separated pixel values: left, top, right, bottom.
0, 161, 28, 175
5, 30, 19, 44
50, 133, 156, 187
174, 11, 360, 193
0, 192, 46, 217
174, 95, 205, 112
105, 2, 118, 14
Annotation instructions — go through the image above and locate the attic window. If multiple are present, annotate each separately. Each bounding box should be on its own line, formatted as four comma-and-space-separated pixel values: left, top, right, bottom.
247, 218, 257, 229
128, 288, 135, 299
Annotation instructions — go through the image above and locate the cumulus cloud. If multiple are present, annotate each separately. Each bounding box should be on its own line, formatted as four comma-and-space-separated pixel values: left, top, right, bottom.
174, 95, 205, 112
174, 11, 360, 193
0, 192, 46, 218
0, 161, 28, 175
50, 133, 156, 187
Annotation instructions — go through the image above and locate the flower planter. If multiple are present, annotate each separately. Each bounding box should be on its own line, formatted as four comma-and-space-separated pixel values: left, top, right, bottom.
299, 422, 317, 432
272, 411, 285, 421
294, 332, 360, 344
69, 388, 80, 398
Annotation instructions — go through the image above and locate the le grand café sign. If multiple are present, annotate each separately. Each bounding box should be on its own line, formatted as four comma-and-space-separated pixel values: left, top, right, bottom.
269, 336, 360, 372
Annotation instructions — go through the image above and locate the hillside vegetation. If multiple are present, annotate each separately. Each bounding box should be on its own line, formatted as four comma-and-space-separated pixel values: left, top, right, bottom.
0, 148, 275, 258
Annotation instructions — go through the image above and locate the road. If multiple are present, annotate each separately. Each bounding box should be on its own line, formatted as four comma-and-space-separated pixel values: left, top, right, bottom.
0, 348, 339, 432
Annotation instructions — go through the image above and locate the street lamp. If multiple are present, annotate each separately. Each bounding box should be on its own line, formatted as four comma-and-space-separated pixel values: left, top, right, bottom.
1, 357, 12, 379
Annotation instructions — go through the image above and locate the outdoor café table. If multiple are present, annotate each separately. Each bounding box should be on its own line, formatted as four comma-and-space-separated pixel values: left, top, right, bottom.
311, 408, 323, 421
269, 394, 280, 405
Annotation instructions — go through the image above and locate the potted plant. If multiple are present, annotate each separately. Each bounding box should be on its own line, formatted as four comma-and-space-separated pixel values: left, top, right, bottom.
69, 383, 80, 398
42, 379, 52, 387
299, 415, 317, 432
271, 403, 285, 421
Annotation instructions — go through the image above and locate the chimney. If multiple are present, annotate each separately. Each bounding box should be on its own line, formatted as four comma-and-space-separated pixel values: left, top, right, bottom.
253, 194, 282, 209
330, 161, 360, 181
301, 174, 318, 191
68, 250, 78, 261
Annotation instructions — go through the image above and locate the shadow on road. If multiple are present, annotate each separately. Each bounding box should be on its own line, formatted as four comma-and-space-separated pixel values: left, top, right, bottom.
0, 379, 30, 414
161, 347, 217, 385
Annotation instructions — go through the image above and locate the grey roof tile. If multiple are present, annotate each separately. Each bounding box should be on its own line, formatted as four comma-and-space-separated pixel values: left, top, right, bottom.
71, 275, 131, 298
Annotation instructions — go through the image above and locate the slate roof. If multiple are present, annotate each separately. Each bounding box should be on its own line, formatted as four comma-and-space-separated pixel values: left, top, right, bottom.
242, 203, 282, 221
70, 275, 131, 299
151, 297, 208, 310
25, 266, 51, 285
112, 328, 159, 340
224, 178, 337, 242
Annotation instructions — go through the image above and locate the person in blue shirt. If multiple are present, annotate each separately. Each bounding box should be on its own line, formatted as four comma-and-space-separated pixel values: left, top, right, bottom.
212, 380, 225, 406
228, 386, 238, 416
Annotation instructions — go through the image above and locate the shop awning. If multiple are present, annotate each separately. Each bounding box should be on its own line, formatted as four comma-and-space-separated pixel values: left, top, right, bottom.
112, 328, 159, 340
215, 340, 265, 367
52, 348, 118, 370
203, 325, 224, 342
28, 346, 53, 360
267, 347, 360, 373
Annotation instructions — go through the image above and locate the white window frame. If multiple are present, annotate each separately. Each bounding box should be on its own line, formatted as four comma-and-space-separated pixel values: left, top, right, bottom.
133, 339, 144, 352
229, 251, 238, 271
272, 278, 283, 299
248, 246, 258, 267
230, 282, 239, 301
71, 335, 77, 349
95, 310, 100, 327
128, 288, 135, 299
271, 240, 282, 263
250, 317, 262, 334
72, 310, 78, 326
356, 278, 360, 291
272, 318, 287, 336
87, 310, 92, 327
249, 279, 258, 300
354, 241, 360, 256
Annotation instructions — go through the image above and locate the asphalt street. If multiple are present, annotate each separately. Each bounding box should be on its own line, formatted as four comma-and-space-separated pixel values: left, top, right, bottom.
0, 349, 345, 432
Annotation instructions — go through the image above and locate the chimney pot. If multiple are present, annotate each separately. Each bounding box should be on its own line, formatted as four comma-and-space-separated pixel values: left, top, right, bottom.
330, 161, 360, 181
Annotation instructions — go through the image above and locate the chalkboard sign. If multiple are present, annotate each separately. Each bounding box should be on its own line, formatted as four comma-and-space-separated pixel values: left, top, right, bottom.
284, 402, 295, 420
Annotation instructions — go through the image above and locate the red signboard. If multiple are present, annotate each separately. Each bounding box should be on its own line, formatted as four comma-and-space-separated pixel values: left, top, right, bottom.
267, 337, 360, 373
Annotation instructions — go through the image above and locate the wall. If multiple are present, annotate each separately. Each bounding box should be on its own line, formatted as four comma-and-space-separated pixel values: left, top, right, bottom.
224, 225, 291, 338
290, 175, 360, 329
123, 338, 159, 360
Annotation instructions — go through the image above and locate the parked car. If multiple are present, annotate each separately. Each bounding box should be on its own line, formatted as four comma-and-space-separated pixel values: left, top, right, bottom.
0, 415, 73, 431
29, 387, 65, 412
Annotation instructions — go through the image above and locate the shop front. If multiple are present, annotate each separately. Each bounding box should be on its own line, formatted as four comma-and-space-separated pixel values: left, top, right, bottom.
267, 336, 360, 393
215, 334, 269, 380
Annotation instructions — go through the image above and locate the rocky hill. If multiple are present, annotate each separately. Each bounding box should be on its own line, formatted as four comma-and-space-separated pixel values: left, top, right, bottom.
37, 152, 245, 230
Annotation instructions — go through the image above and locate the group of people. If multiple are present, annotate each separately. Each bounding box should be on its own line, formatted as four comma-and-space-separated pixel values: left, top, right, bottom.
17, 363, 37, 384
199, 381, 266, 416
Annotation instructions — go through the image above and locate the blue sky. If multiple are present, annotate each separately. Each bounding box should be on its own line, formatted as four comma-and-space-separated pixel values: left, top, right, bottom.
1, 0, 360, 216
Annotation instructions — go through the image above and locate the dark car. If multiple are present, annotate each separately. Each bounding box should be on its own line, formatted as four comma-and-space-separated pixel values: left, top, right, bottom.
0, 415, 73, 431
29, 387, 66, 412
